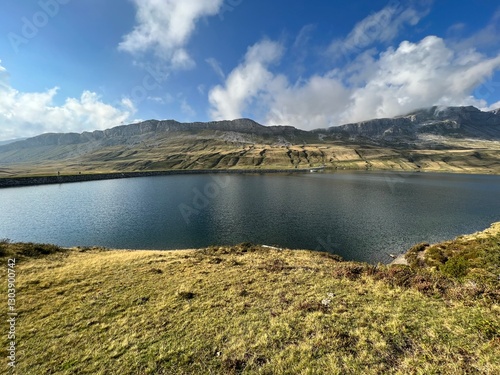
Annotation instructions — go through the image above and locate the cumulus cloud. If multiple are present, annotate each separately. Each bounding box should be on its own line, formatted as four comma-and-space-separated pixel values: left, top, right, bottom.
343, 36, 500, 123
119, 0, 224, 69
209, 36, 500, 129
208, 39, 285, 120
0, 61, 135, 141
265, 74, 350, 128
485, 101, 500, 111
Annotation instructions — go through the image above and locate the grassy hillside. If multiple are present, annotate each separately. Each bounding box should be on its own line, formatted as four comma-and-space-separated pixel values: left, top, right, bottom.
1, 224, 499, 374
1, 134, 500, 178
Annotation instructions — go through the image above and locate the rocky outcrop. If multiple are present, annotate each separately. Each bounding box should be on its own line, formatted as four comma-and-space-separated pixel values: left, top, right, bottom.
2, 106, 500, 153
0, 119, 308, 151
1, 106, 499, 167
324, 106, 500, 141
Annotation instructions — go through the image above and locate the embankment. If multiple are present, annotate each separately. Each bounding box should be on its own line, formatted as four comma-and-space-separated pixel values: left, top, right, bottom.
0, 168, 322, 188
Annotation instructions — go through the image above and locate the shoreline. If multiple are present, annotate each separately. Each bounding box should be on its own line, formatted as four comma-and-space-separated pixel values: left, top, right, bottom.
0, 168, 324, 189
5, 222, 499, 267
1, 166, 498, 189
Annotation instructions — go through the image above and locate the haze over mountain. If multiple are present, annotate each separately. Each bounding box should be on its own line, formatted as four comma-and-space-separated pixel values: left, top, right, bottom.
0, 106, 499, 177
0, 138, 26, 146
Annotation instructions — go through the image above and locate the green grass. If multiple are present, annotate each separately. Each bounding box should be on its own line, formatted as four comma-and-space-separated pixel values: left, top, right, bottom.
406, 222, 500, 287
1, 228, 499, 374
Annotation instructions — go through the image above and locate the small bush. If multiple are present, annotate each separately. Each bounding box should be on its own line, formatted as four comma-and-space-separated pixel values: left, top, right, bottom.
316, 252, 343, 262
474, 318, 500, 340
149, 268, 163, 274
385, 266, 415, 288
264, 258, 289, 272
332, 264, 364, 280
200, 243, 260, 257
0, 241, 65, 258
135, 296, 150, 305
239, 242, 254, 251
447, 281, 485, 301
405, 242, 428, 268
19, 243, 64, 258
411, 274, 434, 294
222, 357, 247, 373
177, 291, 196, 300
425, 247, 448, 267
441, 256, 469, 278
0, 238, 11, 257
297, 300, 329, 313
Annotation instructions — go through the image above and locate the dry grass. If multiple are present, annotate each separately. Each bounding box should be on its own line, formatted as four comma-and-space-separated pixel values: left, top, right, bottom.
1, 237, 499, 374
2, 135, 500, 178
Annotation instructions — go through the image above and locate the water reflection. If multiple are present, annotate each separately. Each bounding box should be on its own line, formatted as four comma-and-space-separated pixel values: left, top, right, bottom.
0, 171, 499, 263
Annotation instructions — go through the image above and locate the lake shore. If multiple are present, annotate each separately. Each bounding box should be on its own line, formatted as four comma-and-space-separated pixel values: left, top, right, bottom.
0, 167, 325, 188
2, 164, 500, 188
1, 223, 498, 374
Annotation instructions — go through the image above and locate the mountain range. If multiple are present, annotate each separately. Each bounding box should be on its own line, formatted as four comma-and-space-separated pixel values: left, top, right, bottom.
324, 106, 500, 143
1, 106, 499, 176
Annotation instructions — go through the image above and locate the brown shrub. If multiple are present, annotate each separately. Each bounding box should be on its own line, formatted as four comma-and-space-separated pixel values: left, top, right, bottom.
332, 264, 364, 280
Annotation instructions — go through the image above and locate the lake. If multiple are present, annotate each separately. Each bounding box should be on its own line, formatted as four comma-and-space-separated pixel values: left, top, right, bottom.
0, 171, 499, 264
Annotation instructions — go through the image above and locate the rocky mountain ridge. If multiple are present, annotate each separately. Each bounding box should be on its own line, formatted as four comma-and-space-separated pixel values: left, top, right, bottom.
1, 106, 500, 176
322, 106, 500, 141
0, 119, 306, 151
1, 106, 500, 153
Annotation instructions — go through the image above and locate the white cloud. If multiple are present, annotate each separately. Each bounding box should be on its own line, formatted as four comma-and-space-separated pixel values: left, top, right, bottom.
293, 24, 316, 51
0, 62, 135, 141
209, 36, 500, 129
486, 101, 500, 111
205, 57, 225, 79
329, 2, 430, 59
449, 9, 500, 52
344, 36, 500, 123
119, 0, 224, 68
0, 63, 9, 90
265, 74, 350, 128
181, 99, 196, 118
208, 39, 284, 120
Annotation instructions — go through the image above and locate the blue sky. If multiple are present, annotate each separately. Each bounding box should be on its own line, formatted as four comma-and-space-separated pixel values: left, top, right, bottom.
0, 0, 500, 140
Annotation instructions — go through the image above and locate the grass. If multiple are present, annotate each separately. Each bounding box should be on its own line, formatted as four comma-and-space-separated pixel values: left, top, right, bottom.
1, 228, 499, 374
405, 222, 500, 287
1, 135, 500, 178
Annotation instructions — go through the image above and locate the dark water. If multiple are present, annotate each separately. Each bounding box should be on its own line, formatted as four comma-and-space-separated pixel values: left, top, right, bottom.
0, 171, 499, 263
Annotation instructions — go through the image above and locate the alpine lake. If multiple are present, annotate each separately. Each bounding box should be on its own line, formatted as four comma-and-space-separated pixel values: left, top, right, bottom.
1, 171, 499, 264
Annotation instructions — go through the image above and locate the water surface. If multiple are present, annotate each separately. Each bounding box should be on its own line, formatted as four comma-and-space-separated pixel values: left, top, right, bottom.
1, 171, 499, 263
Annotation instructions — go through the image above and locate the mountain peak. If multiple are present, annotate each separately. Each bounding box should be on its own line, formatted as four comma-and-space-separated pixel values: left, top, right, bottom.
327, 105, 500, 141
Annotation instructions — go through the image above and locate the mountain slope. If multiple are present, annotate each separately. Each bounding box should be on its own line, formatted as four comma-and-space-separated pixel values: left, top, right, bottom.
0, 119, 308, 151
1, 106, 500, 176
322, 106, 500, 143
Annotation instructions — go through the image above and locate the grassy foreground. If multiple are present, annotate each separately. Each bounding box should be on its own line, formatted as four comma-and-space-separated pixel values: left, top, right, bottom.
1, 226, 499, 374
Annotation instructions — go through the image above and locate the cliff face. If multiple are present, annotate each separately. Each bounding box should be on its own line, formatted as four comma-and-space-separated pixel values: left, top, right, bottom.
0, 119, 308, 151
324, 106, 500, 141
0, 106, 499, 173
2, 106, 500, 152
